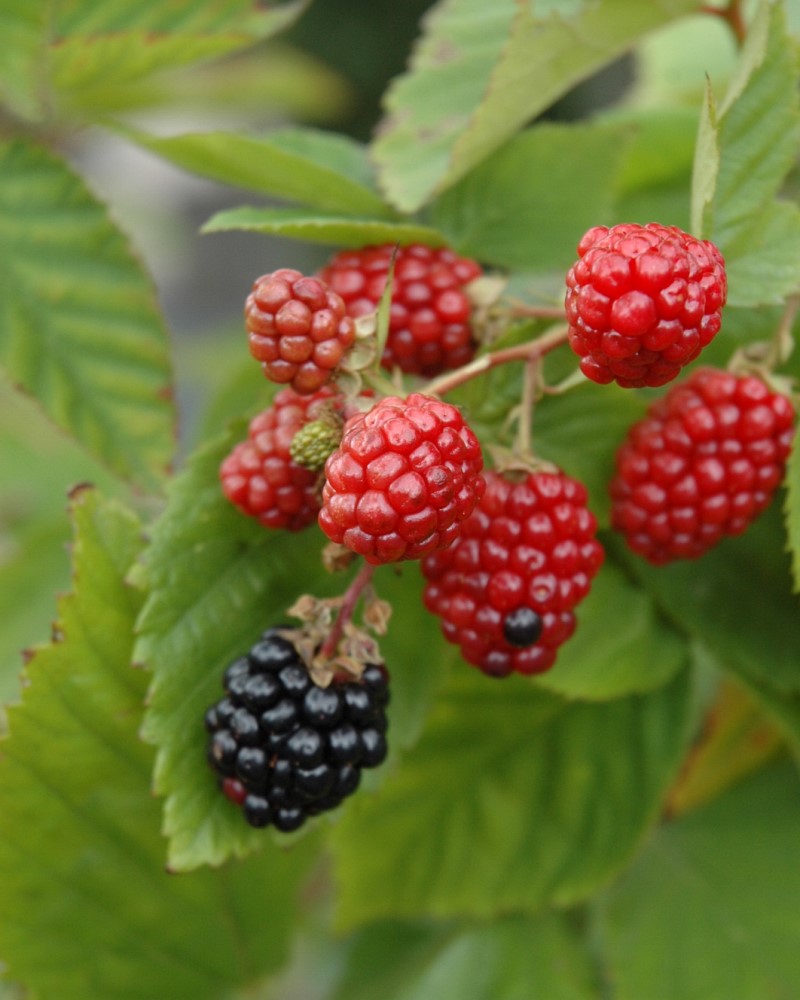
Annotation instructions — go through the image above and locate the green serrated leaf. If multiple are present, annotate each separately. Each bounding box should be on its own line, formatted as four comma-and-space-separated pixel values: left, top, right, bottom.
119, 127, 393, 217
331, 664, 694, 926
373, 0, 700, 212
691, 0, 800, 306
0, 488, 316, 1000
0, 139, 175, 491
615, 501, 800, 695
203, 205, 446, 248
431, 121, 632, 270
595, 761, 800, 1000
134, 426, 335, 871
331, 914, 598, 1000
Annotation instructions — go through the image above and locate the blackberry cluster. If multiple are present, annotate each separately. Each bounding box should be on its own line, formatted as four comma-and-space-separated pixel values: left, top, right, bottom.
205, 629, 389, 831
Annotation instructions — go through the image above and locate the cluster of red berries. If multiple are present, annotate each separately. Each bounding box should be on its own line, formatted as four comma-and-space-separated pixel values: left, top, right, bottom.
212, 223, 795, 824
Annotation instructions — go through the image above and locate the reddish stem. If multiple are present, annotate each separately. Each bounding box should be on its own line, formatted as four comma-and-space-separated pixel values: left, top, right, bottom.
423, 323, 570, 398
701, 0, 747, 46
317, 561, 376, 663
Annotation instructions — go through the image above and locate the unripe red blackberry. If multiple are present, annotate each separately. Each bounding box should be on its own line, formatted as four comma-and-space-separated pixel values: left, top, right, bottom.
565, 223, 727, 388
245, 269, 356, 394
205, 629, 390, 831
421, 468, 604, 677
220, 387, 340, 531
319, 243, 483, 377
318, 393, 485, 565
610, 367, 795, 563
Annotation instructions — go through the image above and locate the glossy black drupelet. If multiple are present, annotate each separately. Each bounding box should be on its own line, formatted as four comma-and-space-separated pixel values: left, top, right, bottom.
205, 628, 389, 831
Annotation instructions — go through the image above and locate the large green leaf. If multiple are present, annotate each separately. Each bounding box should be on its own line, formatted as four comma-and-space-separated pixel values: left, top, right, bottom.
615, 501, 800, 695
331, 665, 694, 926
431, 121, 631, 271
203, 205, 445, 247
537, 558, 689, 700
134, 425, 451, 871
331, 914, 599, 1000
0, 488, 316, 1000
373, 0, 700, 212
0, 139, 174, 491
691, 0, 800, 307
595, 761, 800, 1000
126, 127, 393, 217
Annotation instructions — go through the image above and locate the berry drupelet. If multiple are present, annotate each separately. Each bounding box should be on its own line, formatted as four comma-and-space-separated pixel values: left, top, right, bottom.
565, 222, 727, 388
421, 468, 604, 677
205, 629, 390, 831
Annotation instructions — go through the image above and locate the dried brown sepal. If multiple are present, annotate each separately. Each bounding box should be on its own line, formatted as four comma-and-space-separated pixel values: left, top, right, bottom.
322, 541, 359, 574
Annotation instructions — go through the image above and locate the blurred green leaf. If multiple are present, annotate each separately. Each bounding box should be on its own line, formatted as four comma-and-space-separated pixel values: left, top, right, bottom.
785, 433, 800, 591
0, 0, 45, 121
331, 665, 694, 926
125, 127, 393, 216
691, 0, 800, 306
134, 425, 335, 871
0, 140, 175, 491
595, 761, 800, 1000
615, 501, 800, 695
373, 0, 700, 212
0, 488, 316, 1000
331, 914, 599, 1000
203, 205, 445, 247
431, 122, 631, 270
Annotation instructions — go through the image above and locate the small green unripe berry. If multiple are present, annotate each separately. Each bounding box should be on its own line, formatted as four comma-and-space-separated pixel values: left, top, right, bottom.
290, 419, 341, 471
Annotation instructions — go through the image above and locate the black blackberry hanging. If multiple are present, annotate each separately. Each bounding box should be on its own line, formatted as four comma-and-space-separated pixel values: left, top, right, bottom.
205, 627, 389, 832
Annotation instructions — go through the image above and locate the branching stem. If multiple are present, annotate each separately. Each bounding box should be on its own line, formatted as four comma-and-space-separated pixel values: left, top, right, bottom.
317, 561, 376, 663
701, 0, 747, 46
423, 323, 570, 398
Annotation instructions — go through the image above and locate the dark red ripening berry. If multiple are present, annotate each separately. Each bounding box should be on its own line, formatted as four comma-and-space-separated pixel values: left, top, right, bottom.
319, 243, 483, 377
245, 268, 356, 394
318, 393, 485, 564
220, 386, 340, 531
422, 468, 604, 677
565, 222, 727, 388
610, 367, 795, 563
205, 629, 390, 831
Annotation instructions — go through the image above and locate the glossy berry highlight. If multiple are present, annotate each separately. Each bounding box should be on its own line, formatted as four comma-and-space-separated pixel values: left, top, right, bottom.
610, 367, 795, 563
565, 222, 727, 388
245, 268, 356, 394
421, 468, 604, 677
205, 628, 389, 831
220, 387, 339, 531
319, 393, 485, 565
319, 242, 483, 377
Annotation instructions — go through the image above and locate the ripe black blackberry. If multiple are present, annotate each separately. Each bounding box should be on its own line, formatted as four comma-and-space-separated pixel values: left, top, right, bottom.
205, 628, 390, 831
